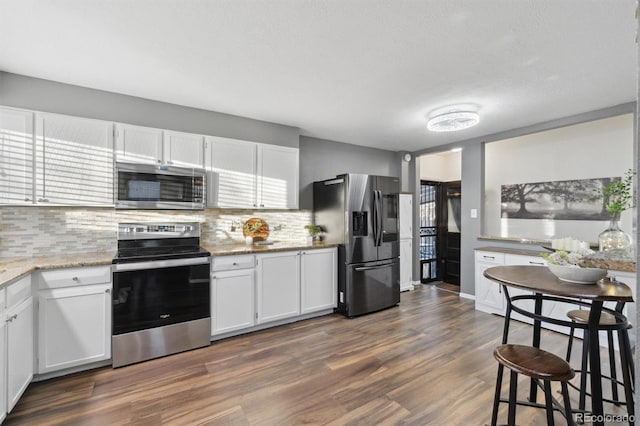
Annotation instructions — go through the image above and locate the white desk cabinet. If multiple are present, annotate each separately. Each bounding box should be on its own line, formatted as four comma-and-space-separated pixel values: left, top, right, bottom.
36, 266, 112, 374
300, 248, 337, 314
474, 251, 506, 315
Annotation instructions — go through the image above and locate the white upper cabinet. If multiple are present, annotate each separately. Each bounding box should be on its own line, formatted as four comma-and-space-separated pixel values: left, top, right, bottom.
115, 124, 206, 168
35, 113, 114, 205
115, 124, 163, 164
399, 194, 413, 239
258, 144, 299, 209
207, 136, 299, 209
163, 130, 206, 168
0, 107, 34, 204
207, 136, 257, 208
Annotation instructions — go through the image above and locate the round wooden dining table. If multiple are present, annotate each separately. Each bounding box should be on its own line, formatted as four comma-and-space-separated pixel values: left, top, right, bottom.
484, 265, 634, 426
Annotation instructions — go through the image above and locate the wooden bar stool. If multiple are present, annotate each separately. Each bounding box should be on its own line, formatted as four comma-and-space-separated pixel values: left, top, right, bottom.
491, 344, 576, 426
565, 309, 634, 416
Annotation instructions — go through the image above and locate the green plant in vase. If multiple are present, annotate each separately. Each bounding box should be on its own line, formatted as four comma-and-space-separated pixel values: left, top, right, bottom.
304, 224, 323, 244
598, 169, 635, 252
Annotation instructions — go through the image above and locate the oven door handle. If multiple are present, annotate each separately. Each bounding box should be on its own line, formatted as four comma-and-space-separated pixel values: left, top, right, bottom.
114, 257, 210, 272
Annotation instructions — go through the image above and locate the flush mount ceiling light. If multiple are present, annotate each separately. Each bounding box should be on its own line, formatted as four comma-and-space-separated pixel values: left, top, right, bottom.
427, 111, 480, 132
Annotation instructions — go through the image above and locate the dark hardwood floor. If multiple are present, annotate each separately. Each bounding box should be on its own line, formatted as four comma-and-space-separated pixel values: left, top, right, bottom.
6, 286, 628, 425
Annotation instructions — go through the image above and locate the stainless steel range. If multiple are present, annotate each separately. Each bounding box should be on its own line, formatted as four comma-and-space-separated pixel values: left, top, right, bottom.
111, 222, 211, 368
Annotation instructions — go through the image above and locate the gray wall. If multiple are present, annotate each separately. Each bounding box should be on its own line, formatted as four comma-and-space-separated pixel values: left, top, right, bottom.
413, 103, 636, 296
298, 136, 400, 209
0, 72, 299, 147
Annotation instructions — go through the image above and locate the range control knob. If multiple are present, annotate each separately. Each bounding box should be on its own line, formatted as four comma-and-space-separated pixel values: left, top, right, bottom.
184, 225, 194, 232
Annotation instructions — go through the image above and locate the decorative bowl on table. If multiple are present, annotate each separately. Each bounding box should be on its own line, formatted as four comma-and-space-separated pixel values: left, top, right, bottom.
547, 264, 607, 285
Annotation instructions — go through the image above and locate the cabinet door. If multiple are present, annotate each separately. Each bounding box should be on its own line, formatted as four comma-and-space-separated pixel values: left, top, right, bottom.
208, 136, 257, 208
504, 254, 545, 325
399, 194, 413, 239
164, 130, 206, 168
0, 107, 34, 204
7, 297, 33, 413
38, 284, 112, 373
257, 144, 299, 209
211, 269, 255, 335
115, 124, 163, 164
300, 249, 336, 314
256, 252, 300, 323
474, 251, 506, 315
399, 239, 413, 291
0, 316, 6, 423
35, 114, 114, 205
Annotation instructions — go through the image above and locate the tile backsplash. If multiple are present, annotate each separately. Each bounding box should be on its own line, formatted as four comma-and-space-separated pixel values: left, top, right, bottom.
0, 207, 312, 258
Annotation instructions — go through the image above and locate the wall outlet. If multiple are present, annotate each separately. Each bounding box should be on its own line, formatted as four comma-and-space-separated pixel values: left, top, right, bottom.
470, 208, 478, 219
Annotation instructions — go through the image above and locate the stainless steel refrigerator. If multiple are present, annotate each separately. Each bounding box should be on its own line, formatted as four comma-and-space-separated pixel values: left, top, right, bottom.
313, 174, 400, 317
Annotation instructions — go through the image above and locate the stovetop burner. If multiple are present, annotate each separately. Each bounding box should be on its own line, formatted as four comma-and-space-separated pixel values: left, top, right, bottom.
113, 222, 210, 264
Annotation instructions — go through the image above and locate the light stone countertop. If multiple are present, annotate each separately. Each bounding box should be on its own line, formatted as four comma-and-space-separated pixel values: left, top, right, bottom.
0, 252, 116, 288
0, 242, 340, 288
476, 246, 636, 273
203, 241, 339, 256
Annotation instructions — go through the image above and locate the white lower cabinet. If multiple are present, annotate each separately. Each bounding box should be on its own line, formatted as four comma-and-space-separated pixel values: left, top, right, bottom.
300, 248, 337, 314
37, 284, 112, 373
211, 268, 256, 335
35, 266, 112, 374
256, 251, 300, 324
474, 251, 505, 315
211, 248, 337, 335
0, 306, 5, 424
7, 288, 33, 413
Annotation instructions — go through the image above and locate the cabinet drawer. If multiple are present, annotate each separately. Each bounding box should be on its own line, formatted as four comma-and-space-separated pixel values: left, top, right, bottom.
475, 251, 505, 264
212, 255, 255, 272
7, 274, 32, 308
37, 265, 112, 290
505, 254, 547, 266
0, 287, 5, 313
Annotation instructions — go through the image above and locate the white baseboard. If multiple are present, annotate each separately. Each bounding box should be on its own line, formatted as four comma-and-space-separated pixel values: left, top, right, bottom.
459, 292, 475, 300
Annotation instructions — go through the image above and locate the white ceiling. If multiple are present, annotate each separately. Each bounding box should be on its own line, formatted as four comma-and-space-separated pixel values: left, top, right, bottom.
0, 1, 636, 152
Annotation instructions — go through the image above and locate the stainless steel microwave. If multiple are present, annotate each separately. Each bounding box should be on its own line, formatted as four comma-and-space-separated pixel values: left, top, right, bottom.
115, 162, 206, 210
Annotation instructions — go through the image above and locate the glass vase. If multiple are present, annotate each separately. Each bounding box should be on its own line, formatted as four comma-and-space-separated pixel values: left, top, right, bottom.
598, 214, 632, 252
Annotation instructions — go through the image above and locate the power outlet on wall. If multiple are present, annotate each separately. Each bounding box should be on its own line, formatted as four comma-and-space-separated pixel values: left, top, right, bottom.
470, 209, 478, 219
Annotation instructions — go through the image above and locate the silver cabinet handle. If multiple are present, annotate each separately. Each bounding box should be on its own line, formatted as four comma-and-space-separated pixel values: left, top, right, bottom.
105, 289, 111, 294
529, 261, 545, 265
38, 198, 50, 202
483, 255, 495, 260
157, 160, 162, 164
24, 198, 31, 202
6, 314, 17, 322
72, 277, 79, 281
232, 262, 238, 266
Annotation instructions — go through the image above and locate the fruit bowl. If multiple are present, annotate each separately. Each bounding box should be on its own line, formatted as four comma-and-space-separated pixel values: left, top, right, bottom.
547, 264, 607, 285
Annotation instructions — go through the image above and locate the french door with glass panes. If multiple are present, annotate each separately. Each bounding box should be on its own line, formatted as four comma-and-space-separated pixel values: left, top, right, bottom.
420, 181, 440, 282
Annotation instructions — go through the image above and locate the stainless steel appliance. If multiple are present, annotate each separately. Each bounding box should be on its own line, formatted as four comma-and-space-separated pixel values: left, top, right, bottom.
111, 222, 211, 368
115, 162, 206, 210
313, 174, 400, 317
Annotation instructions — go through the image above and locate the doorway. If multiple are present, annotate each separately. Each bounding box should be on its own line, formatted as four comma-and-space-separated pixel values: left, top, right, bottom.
418, 150, 462, 287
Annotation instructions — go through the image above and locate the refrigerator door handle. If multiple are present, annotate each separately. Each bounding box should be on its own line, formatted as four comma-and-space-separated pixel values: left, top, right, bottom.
375, 190, 383, 247
372, 190, 379, 246
355, 263, 395, 272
